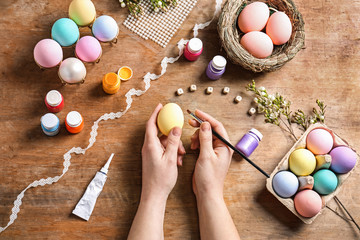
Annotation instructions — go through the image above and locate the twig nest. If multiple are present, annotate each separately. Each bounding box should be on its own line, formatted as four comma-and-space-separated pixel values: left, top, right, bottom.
218, 0, 305, 72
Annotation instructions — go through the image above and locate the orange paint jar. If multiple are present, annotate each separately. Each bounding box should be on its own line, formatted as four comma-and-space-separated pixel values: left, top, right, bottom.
65, 111, 84, 134
102, 72, 120, 94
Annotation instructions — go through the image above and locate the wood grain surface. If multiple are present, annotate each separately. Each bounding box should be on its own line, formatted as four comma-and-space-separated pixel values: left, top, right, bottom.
0, 0, 359, 239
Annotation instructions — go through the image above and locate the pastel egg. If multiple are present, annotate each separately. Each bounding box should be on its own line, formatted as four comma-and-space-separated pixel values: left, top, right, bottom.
272, 171, 299, 198
34, 39, 63, 68
157, 103, 184, 136
266, 11, 292, 45
240, 31, 273, 59
289, 149, 316, 176
92, 15, 119, 42
313, 169, 338, 195
238, 2, 269, 33
306, 128, 334, 155
69, 0, 96, 27
330, 146, 357, 174
58, 57, 86, 84
51, 18, 80, 47
75, 36, 102, 63
294, 190, 322, 218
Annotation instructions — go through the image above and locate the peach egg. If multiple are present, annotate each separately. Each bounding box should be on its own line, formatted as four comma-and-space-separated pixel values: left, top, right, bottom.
240, 31, 273, 59
238, 2, 269, 33
266, 12, 292, 45
294, 190, 322, 218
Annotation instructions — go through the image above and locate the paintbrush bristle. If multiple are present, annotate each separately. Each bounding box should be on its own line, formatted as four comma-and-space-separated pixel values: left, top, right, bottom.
186, 109, 192, 114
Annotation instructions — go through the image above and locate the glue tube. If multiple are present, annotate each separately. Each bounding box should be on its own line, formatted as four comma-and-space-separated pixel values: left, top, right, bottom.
72, 153, 114, 221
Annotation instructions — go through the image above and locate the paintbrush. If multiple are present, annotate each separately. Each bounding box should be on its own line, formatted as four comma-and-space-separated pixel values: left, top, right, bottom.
187, 109, 270, 178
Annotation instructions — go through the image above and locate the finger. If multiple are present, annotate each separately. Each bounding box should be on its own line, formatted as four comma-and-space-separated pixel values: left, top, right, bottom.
178, 140, 186, 155
164, 127, 182, 162
198, 122, 214, 158
177, 155, 183, 166
160, 136, 186, 155
190, 129, 200, 150
145, 103, 163, 144
188, 119, 200, 128
195, 109, 229, 140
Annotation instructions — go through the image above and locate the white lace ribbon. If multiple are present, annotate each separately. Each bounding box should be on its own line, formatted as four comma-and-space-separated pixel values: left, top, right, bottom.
0, 0, 223, 233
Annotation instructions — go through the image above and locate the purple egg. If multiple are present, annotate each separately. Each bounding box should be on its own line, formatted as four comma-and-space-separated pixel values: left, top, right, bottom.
330, 146, 357, 174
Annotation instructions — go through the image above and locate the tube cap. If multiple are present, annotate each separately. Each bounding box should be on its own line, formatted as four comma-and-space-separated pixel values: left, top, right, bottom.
211, 55, 227, 70
250, 128, 263, 141
188, 38, 203, 53
46, 90, 62, 107
66, 111, 82, 127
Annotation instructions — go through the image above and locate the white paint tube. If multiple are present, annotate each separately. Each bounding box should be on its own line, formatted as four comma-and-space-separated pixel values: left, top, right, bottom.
72, 153, 114, 221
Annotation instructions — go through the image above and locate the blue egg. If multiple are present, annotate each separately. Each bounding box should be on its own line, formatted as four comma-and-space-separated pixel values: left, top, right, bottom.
313, 169, 338, 195
272, 171, 299, 198
51, 18, 80, 47
92, 15, 119, 42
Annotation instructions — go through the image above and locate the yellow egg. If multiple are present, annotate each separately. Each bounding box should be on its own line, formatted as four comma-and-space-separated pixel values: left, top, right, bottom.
157, 103, 184, 136
289, 149, 316, 176
69, 0, 96, 27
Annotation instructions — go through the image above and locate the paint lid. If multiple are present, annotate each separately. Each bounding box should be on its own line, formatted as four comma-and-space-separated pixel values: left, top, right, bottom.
66, 111, 82, 127
41, 113, 60, 130
117, 66, 133, 81
46, 90, 62, 107
211, 55, 227, 70
249, 128, 263, 141
188, 38, 203, 53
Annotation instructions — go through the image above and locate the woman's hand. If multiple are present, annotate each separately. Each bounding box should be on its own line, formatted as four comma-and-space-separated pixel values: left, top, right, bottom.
141, 103, 186, 202
189, 109, 234, 200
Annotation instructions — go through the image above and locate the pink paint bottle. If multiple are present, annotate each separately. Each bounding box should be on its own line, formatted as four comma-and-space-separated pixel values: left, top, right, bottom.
184, 38, 203, 61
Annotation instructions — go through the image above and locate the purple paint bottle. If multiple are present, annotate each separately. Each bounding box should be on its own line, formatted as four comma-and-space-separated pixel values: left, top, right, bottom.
206, 55, 227, 80
235, 128, 263, 157
184, 38, 203, 61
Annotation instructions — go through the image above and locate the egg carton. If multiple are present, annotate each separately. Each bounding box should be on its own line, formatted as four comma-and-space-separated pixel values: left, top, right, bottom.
266, 123, 359, 224
123, 0, 198, 48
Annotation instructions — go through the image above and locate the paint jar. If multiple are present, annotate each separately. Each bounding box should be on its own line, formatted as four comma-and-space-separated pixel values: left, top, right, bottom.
41, 113, 60, 136
65, 111, 84, 134
102, 72, 121, 94
206, 55, 227, 80
235, 128, 263, 157
45, 90, 64, 113
184, 38, 203, 61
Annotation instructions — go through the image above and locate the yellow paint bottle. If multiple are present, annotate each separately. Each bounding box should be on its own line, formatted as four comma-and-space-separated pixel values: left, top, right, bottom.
102, 72, 120, 94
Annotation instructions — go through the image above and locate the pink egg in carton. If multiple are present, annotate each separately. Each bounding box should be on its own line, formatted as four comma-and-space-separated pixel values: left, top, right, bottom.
266, 123, 359, 224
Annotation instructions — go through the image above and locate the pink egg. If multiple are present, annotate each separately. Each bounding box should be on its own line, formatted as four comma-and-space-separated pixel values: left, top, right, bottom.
330, 146, 357, 174
240, 31, 273, 59
34, 39, 63, 68
306, 128, 334, 155
266, 12, 292, 45
75, 36, 102, 63
294, 190, 322, 218
238, 2, 269, 33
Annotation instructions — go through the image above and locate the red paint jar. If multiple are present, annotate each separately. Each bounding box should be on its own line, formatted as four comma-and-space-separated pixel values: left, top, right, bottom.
184, 38, 203, 61
45, 90, 64, 113
65, 111, 84, 134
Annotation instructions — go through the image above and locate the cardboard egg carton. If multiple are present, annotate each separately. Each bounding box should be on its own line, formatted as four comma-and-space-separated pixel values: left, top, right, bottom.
266, 123, 359, 224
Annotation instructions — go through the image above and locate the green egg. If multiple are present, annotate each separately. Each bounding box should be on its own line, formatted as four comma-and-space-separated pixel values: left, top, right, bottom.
313, 169, 338, 195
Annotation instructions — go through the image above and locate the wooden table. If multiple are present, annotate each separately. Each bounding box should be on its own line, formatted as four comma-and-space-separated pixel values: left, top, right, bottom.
1, 0, 359, 239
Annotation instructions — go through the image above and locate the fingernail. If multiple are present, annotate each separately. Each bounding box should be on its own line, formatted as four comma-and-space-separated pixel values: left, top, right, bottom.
172, 127, 182, 136
201, 122, 210, 131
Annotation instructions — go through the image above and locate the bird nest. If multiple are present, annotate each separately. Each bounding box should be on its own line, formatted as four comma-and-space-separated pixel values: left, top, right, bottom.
218, 0, 305, 72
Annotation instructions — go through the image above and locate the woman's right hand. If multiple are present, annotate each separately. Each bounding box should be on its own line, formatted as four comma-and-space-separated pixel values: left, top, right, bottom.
189, 109, 234, 200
